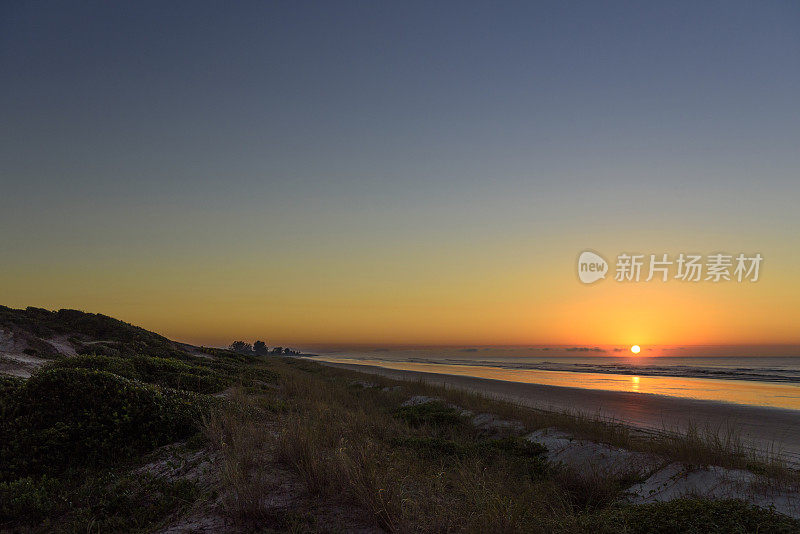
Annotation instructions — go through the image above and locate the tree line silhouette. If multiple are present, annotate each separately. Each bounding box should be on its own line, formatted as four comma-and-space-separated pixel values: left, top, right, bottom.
228, 340, 299, 356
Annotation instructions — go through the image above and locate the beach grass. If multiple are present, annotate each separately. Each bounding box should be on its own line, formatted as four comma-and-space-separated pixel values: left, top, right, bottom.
306, 360, 800, 479
203, 356, 800, 532
2, 340, 798, 532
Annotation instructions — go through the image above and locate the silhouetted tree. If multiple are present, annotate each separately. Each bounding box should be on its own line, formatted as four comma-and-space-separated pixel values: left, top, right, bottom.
253, 340, 268, 355
271, 346, 283, 355
229, 341, 253, 354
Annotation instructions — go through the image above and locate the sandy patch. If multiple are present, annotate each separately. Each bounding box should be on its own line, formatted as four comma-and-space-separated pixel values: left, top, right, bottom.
526, 427, 663, 476
45, 335, 78, 357
627, 463, 800, 518
349, 379, 379, 389
0, 353, 48, 378
138, 444, 219, 490
0, 329, 80, 377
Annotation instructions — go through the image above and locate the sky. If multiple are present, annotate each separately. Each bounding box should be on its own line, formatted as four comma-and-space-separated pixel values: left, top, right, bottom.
1, 1, 799, 348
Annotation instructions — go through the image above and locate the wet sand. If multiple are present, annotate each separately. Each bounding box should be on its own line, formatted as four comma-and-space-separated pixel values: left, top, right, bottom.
326, 361, 800, 462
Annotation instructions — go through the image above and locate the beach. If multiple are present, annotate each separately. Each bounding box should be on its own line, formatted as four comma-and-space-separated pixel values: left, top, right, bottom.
3, 305, 800, 530
323, 361, 800, 461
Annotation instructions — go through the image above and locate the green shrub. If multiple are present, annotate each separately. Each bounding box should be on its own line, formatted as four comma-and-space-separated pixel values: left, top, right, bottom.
1, 368, 207, 477
49, 354, 137, 377
0, 375, 24, 407
589, 499, 800, 534
47, 354, 227, 394
0, 471, 198, 531
0, 476, 61, 523
0, 376, 24, 460
77, 341, 122, 358
192, 357, 279, 388
394, 401, 466, 427
130, 355, 226, 393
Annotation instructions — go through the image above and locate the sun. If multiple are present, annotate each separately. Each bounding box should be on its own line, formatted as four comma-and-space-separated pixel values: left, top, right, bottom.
630, 345, 641, 354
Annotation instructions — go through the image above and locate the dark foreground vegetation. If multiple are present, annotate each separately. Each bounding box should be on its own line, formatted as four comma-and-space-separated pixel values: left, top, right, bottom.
1, 307, 799, 532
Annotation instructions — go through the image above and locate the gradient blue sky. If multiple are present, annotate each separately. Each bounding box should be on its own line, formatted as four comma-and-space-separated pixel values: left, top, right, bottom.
2, 1, 799, 346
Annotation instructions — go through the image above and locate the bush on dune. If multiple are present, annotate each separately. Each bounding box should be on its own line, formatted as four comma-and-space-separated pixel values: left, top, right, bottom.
0, 375, 24, 397
0, 375, 24, 423
47, 354, 227, 394
0, 368, 207, 478
0, 471, 199, 529
130, 354, 227, 393
0, 476, 60, 524
76, 341, 123, 358
48, 354, 138, 377
588, 498, 800, 533
394, 401, 466, 428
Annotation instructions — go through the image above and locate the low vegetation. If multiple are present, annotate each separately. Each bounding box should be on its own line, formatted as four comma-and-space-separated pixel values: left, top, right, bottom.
0, 308, 798, 532
588, 499, 800, 534
0, 470, 199, 532
0, 367, 206, 478
203, 359, 800, 532
48, 354, 228, 393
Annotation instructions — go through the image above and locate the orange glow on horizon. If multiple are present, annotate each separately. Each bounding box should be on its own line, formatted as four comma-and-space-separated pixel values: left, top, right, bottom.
2, 240, 798, 348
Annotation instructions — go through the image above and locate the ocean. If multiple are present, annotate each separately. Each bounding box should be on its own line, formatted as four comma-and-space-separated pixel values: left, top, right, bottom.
306, 346, 800, 411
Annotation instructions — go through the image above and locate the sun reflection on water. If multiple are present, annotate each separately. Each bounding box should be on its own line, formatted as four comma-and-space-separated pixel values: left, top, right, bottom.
314, 357, 800, 410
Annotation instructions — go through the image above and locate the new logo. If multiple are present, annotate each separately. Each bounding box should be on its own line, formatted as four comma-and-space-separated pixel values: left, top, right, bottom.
577, 251, 608, 284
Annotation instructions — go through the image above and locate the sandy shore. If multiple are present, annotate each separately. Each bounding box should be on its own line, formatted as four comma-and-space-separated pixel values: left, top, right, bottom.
325, 361, 800, 462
